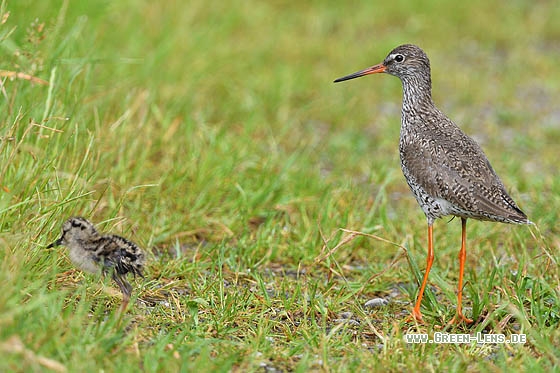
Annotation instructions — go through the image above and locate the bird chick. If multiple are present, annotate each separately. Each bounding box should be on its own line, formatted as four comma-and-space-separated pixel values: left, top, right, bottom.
47, 217, 145, 312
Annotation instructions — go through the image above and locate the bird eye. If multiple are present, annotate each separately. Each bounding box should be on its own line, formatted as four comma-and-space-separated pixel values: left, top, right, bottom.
394, 54, 405, 63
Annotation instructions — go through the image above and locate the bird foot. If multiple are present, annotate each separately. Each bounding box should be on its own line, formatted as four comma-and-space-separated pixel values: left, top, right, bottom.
404, 308, 426, 324
431, 314, 473, 330
449, 314, 473, 325
433, 313, 473, 329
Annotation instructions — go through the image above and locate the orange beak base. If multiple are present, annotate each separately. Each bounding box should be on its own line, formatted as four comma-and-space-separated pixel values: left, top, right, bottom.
333, 63, 386, 83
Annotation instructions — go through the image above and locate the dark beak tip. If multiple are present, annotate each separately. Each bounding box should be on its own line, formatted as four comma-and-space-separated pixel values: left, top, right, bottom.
333, 75, 355, 83
333, 72, 366, 84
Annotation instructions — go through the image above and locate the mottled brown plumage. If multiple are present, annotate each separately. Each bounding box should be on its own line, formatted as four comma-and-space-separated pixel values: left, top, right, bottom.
47, 217, 145, 311
334, 44, 529, 323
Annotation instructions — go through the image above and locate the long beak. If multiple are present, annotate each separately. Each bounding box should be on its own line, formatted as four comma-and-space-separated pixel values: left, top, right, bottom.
334, 63, 386, 83
46, 238, 63, 249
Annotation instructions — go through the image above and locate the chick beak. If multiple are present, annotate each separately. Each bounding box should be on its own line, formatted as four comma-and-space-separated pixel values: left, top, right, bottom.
46, 237, 63, 249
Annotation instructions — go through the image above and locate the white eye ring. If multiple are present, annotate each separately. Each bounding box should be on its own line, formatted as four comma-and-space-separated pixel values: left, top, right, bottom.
394, 54, 405, 63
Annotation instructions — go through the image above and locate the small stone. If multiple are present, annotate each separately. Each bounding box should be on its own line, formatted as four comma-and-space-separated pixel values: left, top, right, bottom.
364, 298, 389, 308
333, 318, 360, 326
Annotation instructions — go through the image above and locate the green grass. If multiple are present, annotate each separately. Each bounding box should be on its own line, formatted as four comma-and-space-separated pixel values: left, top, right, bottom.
1, 0, 560, 371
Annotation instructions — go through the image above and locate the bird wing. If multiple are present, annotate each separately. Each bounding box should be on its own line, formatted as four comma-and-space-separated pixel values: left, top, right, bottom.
401, 128, 527, 222
97, 236, 145, 277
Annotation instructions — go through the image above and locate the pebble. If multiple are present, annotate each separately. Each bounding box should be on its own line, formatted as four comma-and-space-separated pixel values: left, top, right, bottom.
333, 318, 360, 326
364, 298, 389, 308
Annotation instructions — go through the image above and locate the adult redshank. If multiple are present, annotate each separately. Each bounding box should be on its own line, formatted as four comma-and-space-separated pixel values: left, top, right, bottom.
334, 44, 529, 323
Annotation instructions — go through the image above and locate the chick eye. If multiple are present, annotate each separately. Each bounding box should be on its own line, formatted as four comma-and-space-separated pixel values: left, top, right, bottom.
394, 54, 405, 63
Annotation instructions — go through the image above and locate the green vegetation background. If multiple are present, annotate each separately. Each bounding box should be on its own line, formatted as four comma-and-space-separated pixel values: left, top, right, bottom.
1, 0, 559, 371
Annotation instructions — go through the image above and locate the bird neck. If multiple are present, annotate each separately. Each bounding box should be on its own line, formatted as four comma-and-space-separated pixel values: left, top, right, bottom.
400, 75, 436, 115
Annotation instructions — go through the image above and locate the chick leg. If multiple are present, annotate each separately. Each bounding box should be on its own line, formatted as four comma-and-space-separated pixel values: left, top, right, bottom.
112, 272, 133, 313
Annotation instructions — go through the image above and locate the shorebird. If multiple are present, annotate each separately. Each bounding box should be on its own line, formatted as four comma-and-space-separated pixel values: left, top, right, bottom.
47, 217, 146, 312
334, 44, 529, 323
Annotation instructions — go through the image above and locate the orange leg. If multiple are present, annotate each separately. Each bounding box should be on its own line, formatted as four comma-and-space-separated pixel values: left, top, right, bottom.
451, 218, 473, 324
411, 224, 434, 322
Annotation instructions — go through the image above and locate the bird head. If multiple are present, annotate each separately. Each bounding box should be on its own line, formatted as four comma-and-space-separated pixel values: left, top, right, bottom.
334, 44, 431, 83
47, 217, 99, 248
